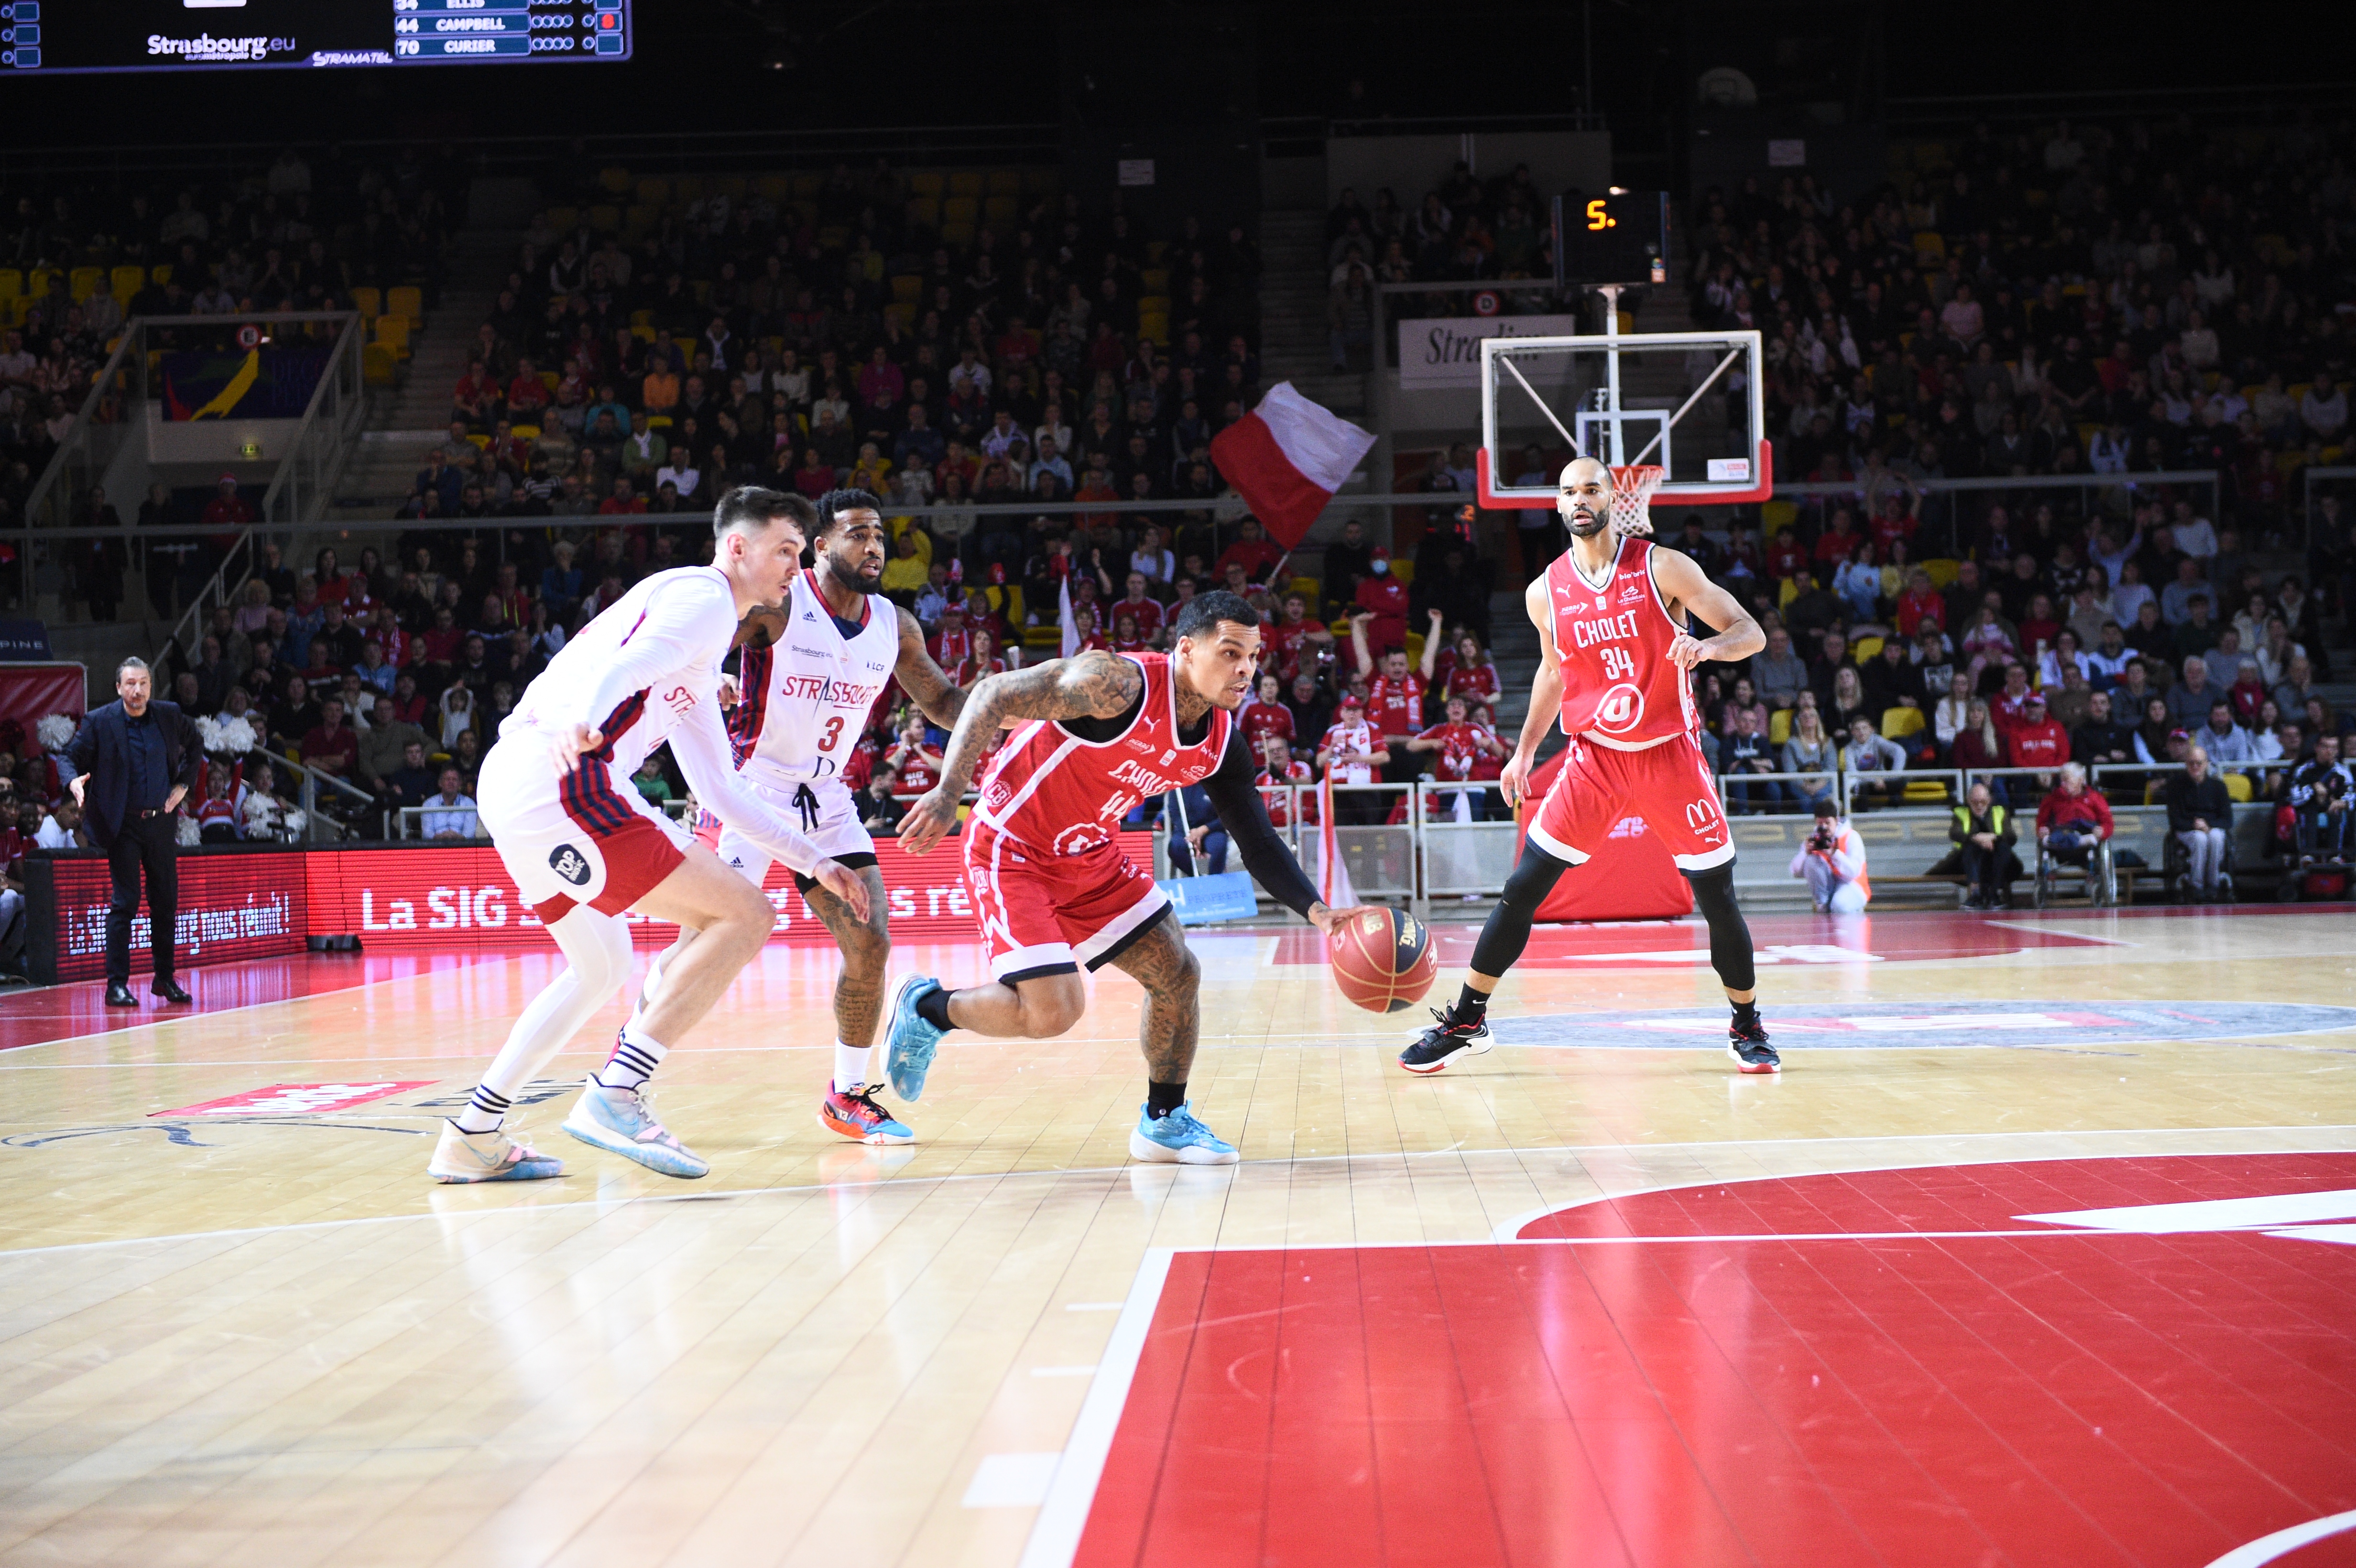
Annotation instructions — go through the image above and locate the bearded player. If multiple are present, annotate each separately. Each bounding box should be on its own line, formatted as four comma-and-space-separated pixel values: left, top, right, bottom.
885, 590, 1371, 1164
431, 488, 872, 1184
1400, 456, 1778, 1075
632, 489, 969, 1146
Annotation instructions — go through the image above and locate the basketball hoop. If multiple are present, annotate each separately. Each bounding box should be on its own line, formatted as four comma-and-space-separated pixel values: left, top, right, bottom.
1608, 465, 1665, 538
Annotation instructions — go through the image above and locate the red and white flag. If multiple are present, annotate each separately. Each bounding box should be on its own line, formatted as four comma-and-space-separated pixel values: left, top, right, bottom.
1208, 382, 1377, 549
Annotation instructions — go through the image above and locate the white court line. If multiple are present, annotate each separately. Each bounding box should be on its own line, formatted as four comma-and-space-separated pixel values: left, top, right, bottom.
1018, 1249, 1172, 1568
1975, 919, 2141, 947
2203, 1509, 2356, 1568
0, 1126, 2348, 1260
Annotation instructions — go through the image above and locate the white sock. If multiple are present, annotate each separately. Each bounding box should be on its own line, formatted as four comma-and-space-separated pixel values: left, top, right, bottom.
629, 948, 671, 1031
595, 1021, 667, 1092
832, 1040, 871, 1094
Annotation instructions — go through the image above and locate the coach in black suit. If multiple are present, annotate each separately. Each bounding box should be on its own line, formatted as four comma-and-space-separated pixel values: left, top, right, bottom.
67, 657, 201, 1007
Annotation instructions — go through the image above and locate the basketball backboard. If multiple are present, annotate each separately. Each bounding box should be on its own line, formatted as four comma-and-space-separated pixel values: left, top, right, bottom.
1475, 327, 1771, 508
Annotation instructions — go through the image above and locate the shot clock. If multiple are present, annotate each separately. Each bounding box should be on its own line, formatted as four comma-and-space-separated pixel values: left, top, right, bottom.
1552, 190, 1671, 290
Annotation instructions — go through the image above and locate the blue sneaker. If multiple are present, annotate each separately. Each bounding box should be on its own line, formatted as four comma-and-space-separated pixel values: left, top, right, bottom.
820, 1085, 915, 1145
885, 975, 947, 1101
561, 1079, 710, 1178
1127, 1101, 1239, 1165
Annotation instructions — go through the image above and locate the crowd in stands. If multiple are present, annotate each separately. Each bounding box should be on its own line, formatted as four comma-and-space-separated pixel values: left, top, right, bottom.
0, 145, 462, 554
1322, 160, 1560, 367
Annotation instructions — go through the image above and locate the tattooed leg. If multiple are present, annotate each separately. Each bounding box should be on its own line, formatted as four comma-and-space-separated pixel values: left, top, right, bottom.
1103, 913, 1200, 1084
944, 972, 1087, 1038
803, 864, 890, 1049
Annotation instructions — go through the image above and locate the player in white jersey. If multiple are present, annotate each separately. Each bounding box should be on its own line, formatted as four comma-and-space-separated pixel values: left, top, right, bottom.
428, 488, 871, 1185
633, 488, 968, 1145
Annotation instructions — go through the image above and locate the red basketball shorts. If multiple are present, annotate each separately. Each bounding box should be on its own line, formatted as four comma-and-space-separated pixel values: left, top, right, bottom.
477, 737, 689, 926
961, 821, 1169, 982
1527, 733, 1734, 871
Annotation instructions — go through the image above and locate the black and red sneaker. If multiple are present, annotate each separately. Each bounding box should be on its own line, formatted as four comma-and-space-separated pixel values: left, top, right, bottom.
1727, 1013, 1780, 1074
1398, 1008, 1493, 1075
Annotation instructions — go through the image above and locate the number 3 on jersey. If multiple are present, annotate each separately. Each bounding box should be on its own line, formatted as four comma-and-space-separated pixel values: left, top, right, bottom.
817, 715, 843, 752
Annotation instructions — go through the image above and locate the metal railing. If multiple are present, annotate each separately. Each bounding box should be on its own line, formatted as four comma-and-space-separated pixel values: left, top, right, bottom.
392, 795, 695, 840
155, 311, 369, 669
1770, 470, 2225, 562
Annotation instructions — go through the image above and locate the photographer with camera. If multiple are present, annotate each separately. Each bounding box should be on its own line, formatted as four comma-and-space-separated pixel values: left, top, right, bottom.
1788, 798, 1871, 914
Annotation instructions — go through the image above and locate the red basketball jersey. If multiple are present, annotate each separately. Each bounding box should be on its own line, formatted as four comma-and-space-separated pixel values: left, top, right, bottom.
1546, 537, 1698, 746
972, 652, 1232, 856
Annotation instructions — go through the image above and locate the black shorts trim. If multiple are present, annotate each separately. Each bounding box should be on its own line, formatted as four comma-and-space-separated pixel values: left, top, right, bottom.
1000, 960, 1080, 985
1083, 905, 1175, 972
791, 850, 879, 894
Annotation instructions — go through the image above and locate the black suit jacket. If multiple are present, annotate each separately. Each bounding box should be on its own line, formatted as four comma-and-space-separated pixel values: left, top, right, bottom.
66, 699, 202, 850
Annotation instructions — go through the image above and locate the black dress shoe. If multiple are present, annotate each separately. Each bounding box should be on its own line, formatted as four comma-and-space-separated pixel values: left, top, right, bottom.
105, 981, 138, 1007
151, 978, 193, 1004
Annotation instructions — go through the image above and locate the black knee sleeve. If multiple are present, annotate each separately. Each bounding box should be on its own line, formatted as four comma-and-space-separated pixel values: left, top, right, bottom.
1684, 863, 1756, 993
1469, 840, 1574, 978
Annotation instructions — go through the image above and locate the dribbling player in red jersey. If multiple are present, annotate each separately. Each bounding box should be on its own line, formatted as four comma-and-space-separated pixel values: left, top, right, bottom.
884, 590, 1371, 1164
1401, 457, 1779, 1075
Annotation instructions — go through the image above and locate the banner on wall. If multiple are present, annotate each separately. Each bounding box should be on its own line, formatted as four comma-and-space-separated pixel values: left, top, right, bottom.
299, 835, 1158, 952
24, 854, 308, 985
22, 836, 1159, 982
1396, 313, 1584, 389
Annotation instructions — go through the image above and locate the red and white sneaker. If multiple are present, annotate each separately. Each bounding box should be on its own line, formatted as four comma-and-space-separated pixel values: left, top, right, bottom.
820, 1086, 916, 1145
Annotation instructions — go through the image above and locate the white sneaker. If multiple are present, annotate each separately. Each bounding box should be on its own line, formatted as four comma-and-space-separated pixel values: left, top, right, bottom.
428, 1122, 565, 1184
561, 1079, 710, 1178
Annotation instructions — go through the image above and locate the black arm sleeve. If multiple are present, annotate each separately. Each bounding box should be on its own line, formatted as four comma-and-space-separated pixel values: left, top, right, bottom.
1201, 728, 1323, 920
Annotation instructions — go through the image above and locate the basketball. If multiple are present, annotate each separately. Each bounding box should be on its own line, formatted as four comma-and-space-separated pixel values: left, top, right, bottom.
1328, 907, 1439, 1013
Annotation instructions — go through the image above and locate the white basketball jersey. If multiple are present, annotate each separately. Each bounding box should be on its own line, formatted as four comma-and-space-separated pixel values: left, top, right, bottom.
729, 569, 897, 786
505, 565, 733, 781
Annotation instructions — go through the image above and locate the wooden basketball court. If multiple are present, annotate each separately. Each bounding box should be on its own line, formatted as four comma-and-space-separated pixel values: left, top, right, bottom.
2, 905, 2353, 1567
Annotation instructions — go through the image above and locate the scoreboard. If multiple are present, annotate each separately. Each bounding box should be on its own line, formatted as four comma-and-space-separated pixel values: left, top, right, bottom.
1552, 190, 1671, 289
1, 0, 631, 74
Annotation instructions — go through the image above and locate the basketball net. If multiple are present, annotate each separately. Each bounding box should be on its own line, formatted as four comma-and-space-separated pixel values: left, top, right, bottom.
1608, 464, 1665, 539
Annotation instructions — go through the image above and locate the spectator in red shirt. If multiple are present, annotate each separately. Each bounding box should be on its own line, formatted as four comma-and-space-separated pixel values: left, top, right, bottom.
1239, 675, 1295, 750
505, 358, 550, 420
2035, 762, 2115, 869
1441, 629, 1500, 706
1353, 549, 1410, 655
2007, 692, 2071, 773
1991, 662, 2036, 733
857, 345, 905, 413
599, 476, 647, 515
200, 474, 253, 550
1893, 568, 1945, 637
1107, 571, 1166, 639
1352, 619, 1425, 778
1408, 695, 1506, 820
1256, 735, 1315, 828
1263, 591, 1333, 682
1215, 518, 1286, 584
451, 359, 500, 431
1812, 507, 1863, 572
1764, 525, 1806, 583
299, 696, 360, 780
885, 717, 943, 797
945, 627, 1008, 687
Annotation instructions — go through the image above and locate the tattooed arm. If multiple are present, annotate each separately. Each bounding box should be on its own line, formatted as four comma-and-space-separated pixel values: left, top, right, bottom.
895, 651, 1145, 854
894, 606, 969, 730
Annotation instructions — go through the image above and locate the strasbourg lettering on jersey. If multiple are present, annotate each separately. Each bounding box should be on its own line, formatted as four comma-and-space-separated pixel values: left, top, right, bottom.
727, 571, 894, 782
1546, 537, 1699, 747
972, 652, 1231, 857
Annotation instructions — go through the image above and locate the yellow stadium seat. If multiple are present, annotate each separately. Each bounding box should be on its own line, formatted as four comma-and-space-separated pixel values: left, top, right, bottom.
635, 177, 669, 205
816, 227, 850, 250
891, 274, 923, 305
1912, 230, 1946, 261
1881, 707, 1924, 740
362, 342, 399, 385
1761, 499, 1799, 531
986, 169, 1022, 195
1920, 557, 1960, 588
905, 197, 939, 229
110, 265, 145, 301
1904, 779, 1951, 804
630, 308, 654, 329
0, 270, 20, 301
150, 264, 172, 285
907, 171, 945, 197
2224, 772, 2253, 803
545, 205, 578, 232
984, 195, 1017, 226
754, 174, 791, 203
624, 203, 657, 237
1147, 240, 1168, 262
1852, 636, 1884, 663
387, 285, 423, 321
374, 314, 411, 357
588, 205, 620, 234
351, 285, 381, 321
27, 269, 55, 300
1142, 268, 1170, 294
598, 166, 632, 195
1390, 560, 1414, 587
940, 223, 975, 247
1768, 708, 1792, 746
647, 415, 672, 429
1022, 166, 1061, 195
539, 370, 559, 391
942, 195, 979, 226
948, 171, 984, 196
509, 424, 541, 440
672, 176, 705, 204
1404, 632, 1424, 668
882, 304, 913, 332
69, 267, 102, 302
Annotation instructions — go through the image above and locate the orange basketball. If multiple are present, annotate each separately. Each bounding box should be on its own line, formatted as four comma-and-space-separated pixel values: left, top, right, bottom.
1328, 907, 1439, 1013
